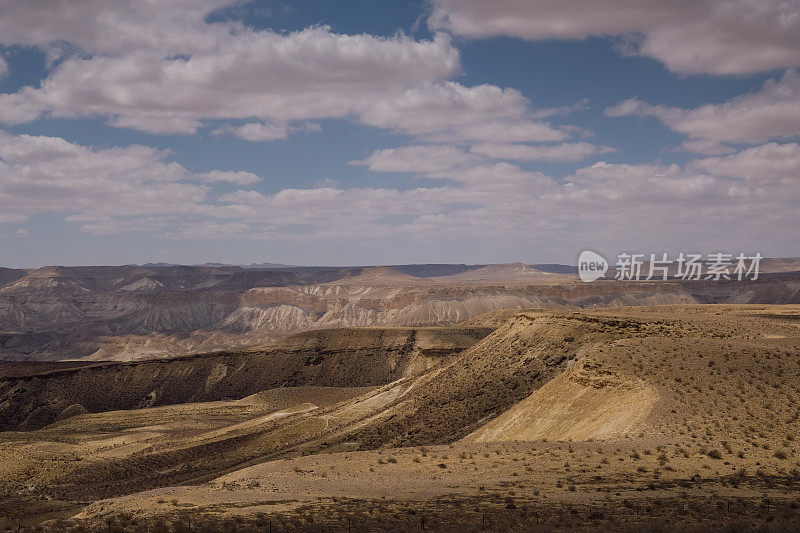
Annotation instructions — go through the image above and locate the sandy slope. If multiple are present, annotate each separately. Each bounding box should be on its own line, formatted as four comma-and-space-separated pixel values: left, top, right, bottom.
464, 358, 656, 443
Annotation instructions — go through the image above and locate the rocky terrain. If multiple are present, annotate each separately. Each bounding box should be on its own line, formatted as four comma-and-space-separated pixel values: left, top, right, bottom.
1, 261, 799, 361
1, 304, 799, 530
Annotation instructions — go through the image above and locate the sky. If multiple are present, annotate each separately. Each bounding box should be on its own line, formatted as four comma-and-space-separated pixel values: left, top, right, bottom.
0, 0, 798, 268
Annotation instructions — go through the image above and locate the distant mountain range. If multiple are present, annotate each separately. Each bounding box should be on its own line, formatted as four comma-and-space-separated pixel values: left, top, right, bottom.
1, 261, 798, 361
137, 261, 299, 269
134, 262, 579, 274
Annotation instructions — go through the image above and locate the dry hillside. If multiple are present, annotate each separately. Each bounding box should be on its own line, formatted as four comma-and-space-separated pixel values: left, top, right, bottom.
1, 304, 799, 530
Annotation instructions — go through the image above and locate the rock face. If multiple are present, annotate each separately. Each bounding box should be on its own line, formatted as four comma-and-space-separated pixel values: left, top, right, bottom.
0, 263, 799, 361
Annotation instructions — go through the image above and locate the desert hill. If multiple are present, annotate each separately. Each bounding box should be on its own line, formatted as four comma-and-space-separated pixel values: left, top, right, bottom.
2, 304, 800, 529
326, 265, 423, 285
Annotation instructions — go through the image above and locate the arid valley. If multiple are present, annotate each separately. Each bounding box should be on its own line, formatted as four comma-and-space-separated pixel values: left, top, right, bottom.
2, 263, 800, 530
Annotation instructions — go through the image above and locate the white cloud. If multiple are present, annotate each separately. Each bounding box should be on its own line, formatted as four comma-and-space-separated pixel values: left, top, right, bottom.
0, 0, 240, 56
689, 142, 800, 181
0, 90, 45, 125
208, 152, 800, 254
351, 145, 484, 174
1, 0, 796, 257
3, 26, 563, 146
470, 142, 615, 162
107, 115, 204, 136
429, 0, 800, 75
216, 122, 289, 142
564, 161, 720, 203
194, 170, 261, 185
606, 70, 800, 144
216, 186, 461, 230
0, 130, 260, 230
438, 161, 554, 189
14, 228, 29, 238
634, 1, 800, 75
0, 26, 461, 135
2, 130, 796, 254
350, 145, 558, 189
360, 82, 568, 143
545, 158, 800, 254
675, 139, 736, 156
429, 0, 690, 40
0, 3, 582, 145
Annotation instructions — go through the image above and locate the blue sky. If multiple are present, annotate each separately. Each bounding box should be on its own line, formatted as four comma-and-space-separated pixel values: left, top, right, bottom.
0, 0, 798, 267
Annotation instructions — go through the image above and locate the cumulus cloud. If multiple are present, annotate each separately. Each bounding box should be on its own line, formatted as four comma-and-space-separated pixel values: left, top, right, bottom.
429, 0, 800, 75
0, 130, 259, 230
634, 1, 800, 75
1, 0, 796, 257
0, 91, 45, 125
470, 142, 615, 162
360, 83, 568, 143
351, 145, 484, 174
0, 0, 242, 56
209, 149, 800, 254
605, 70, 800, 144
689, 142, 800, 181
429, 0, 691, 40
1, 129, 797, 253
194, 170, 261, 185
545, 157, 800, 254
0, 27, 460, 135
564, 161, 719, 204
0, 2, 572, 144
216, 185, 463, 231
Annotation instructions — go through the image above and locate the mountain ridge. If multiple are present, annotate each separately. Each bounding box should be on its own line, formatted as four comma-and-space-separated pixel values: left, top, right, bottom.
1, 262, 799, 361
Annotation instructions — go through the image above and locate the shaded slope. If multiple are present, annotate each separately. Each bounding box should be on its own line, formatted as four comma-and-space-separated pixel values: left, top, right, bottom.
0, 326, 491, 431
